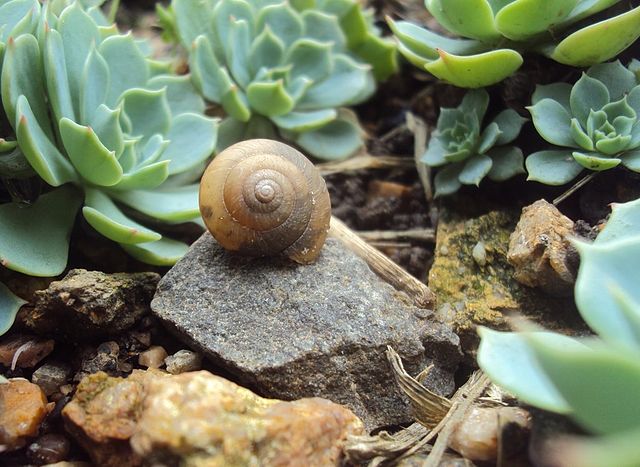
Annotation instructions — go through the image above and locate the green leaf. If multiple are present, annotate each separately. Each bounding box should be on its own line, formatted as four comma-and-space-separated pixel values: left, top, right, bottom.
121, 88, 171, 143
594, 197, 640, 245
0, 282, 26, 335
139, 134, 170, 165
528, 98, 575, 147
285, 39, 333, 82
458, 154, 492, 186
172, 0, 215, 48
570, 73, 610, 128
532, 83, 572, 109
302, 10, 345, 47
622, 149, 640, 171
495, 0, 578, 41
120, 237, 190, 266
147, 74, 205, 116
226, 19, 251, 89
0, 0, 39, 43
293, 112, 362, 160
477, 122, 501, 154
80, 46, 110, 124
491, 109, 527, 145
99, 33, 149, 105
424, 48, 523, 88
111, 160, 170, 191
88, 104, 124, 159
221, 85, 252, 122
550, 6, 640, 67
0, 185, 81, 276
426, 0, 500, 42
159, 113, 217, 175
433, 163, 462, 197
257, 1, 304, 47
190, 35, 230, 103
271, 109, 336, 132
249, 26, 285, 77
529, 335, 640, 434
59, 117, 122, 186
587, 61, 637, 101
212, 0, 254, 55
572, 151, 621, 171
595, 135, 631, 155
352, 33, 397, 82
109, 184, 200, 222
83, 188, 162, 244
246, 81, 294, 117
43, 28, 75, 124
570, 118, 594, 151
525, 149, 583, 185
477, 327, 574, 413
422, 136, 448, 166
486, 146, 525, 181
15, 96, 77, 187
460, 89, 489, 122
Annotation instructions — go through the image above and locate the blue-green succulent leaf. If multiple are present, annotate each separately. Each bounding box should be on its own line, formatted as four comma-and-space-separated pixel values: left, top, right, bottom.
302, 10, 345, 47
570, 118, 595, 151
99, 33, 149, 105
140, 134, 170, 165
528, 98, 575, 147
89, 104, 124, 158
59, 117, 122, 186
147, 74, 206, 116
572, 151, 621, 171
622, 149, 640, 171
120, 237, 190, 266
212, 0, 254, 55
460, 88, 489, 123
526, 150, 584, 185
486, 146, 525, 181
595, 135, 631, 155
271, 109, 336, 132
227, 19, 252, 89
477, 327, 574, 413
249, 26, 285, 77
0, 0, 39, 43
80, 46, 110, 124
172, 0, 215, 48
293, 112, 362, 160
0, 185, 81, 276
43, 28, 75, 124
111, 160, 170, 191
570, 73, 610, 128
433, 163, 462, 197
257, 1, 304, 47
422, 136, 448, 167
458, 153, 492, 186
83, 188, 162, 244
587, 61, 637, 101
595, 198, 640, 245
109, 184, 200, 222
532, 83, 572, 109
0, 282, 26, 336
246, 80, 294, 117
191, 35, 230, 103
159, 113, 218, 175
121, 88, 172, 144
286, 39, 333, 82
477, 122, 501, 154
492, 109, 527, 145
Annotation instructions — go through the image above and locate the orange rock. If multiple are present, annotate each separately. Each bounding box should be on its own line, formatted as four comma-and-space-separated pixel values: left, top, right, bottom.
0, 379, 49, 451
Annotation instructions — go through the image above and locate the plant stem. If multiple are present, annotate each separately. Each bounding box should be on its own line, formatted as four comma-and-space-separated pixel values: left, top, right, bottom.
108, 0, 121, 24
553, 172, 598, 206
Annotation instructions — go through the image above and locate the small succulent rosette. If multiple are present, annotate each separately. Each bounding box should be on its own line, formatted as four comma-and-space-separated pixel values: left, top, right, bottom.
527, 61, 640, 185
0, 1, 218, 277
165, 0, 397, 160
388, 0, 640, 87
423, 89, 527, 196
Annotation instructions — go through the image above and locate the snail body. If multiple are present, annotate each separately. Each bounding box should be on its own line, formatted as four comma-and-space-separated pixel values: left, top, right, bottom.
199, 139, 331, 264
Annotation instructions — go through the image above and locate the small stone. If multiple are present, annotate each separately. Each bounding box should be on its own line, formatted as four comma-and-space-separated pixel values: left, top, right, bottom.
137, 346, 167, 369
151, 234, 461, 429
26, 433, 71, 464
0, 379, 49, 451
22, 269, 160, 340
508, 200, 578, 296
59, 384, 74, 396
471, 241, 487, 266
448, 406, 530, 462
32, 362, 72, 396
164, 349, 202, 374
0, 334, 55, 369
75, 341, 120, 381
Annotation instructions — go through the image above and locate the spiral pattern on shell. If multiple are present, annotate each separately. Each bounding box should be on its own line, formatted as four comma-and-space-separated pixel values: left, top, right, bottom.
199, 139, 332, 264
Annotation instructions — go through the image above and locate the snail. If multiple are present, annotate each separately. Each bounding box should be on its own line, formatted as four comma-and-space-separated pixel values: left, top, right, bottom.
199, 139, 332, 264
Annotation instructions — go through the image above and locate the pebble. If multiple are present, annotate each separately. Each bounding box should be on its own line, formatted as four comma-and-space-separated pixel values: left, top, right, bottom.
164, 349, 202, 374
0, 334, 55, 369
471, 241, 487, 266
138, 346, 168, 369
32, 362, 72, 396
26, 433, 71, 464
0, 379, 49, 451
75, 341, 120, 381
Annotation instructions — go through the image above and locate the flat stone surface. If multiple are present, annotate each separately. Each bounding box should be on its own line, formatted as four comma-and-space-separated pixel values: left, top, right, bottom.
151, 233, 462, 429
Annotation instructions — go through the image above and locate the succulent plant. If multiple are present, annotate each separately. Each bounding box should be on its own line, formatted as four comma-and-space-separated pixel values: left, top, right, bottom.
478, 197, 640, 466
0, 1, 218, 278
164, 0, 396, 160
526, 61, 640, 185
423, 89, 527, 196
388, 1, 640, 88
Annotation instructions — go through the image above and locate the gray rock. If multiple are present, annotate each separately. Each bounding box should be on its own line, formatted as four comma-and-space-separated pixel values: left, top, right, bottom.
32, 361, 72, 396
151, 233, 462, 429
165, 349, 202, 374
23, 269, 160, 340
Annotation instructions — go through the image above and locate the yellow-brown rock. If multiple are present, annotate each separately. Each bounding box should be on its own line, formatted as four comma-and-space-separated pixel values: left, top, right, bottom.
0, 379, 49, 451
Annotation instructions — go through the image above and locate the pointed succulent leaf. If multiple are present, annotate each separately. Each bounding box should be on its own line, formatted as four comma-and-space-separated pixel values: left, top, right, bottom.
532, 83, 572, 109
460, 89, 489, 123
525, 150, 584, 185
44, 28, 75, 124
15, 96, 77, 186
190, 36, 231, 103
572, 151, 621, 171
121, 88, 171, 143
59, 117, 122, 186
147, 75, 205, 116
560, 0, 621, 26
246, 80, 294, 117
595, 135, 631, 155
0, 282, 26, 336
221, 85, 252, 122
83, 188, 162, 244
322, 0, 366, 46
139, 134, 170, 165
109, 184, 201, 222
172, 0, 215, 48
622, 149, 640, 171
486, 146, 525, 181
116, 140, 138, 173
628, 87, 640, 118
425, 48, 523, 88
477, 122, 501, 154
570, 118, 595, 151
302, 10, 345, 47
570, 73, 610, 128
111, 161, 170, 191
286, 39, 333, 82
294, 112, 362, 160
494, 0, 578, 41
422, 136, 448, 167
528, 98, 575, 147
226, 19, 252, 89
587, 61, 637, 101
351, 33, 397, 81
2, 34, 53, 140
249, 27, 285, 76
492, 109, 527, 145
80, 46, 110, 124
550, 6, 640, 67
0, 185, 81, 276
158, 113, 218, 175
89, 104, 125, 158
595, 197, 640, 245
99, 33, 149, 105
271, 109, 336, 132
602, 98, 635, 122
426, 0, 500, 42
120, 237, 190, 266
433, 163, 462, 197
212, 0, 254, 54
458, 154, 492, 186
0, 0, 39, 43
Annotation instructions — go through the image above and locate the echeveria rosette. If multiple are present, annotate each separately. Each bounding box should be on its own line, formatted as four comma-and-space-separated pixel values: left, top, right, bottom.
424, 89, 527, 196
167, 0, 391, 160
387, 0, 640, 88
477, 197, 640, 464
0, 1, 218, 276
526, 61, 640, 185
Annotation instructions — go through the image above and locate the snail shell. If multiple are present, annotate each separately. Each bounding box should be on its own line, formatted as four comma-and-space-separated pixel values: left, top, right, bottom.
199, 139, 332, 264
